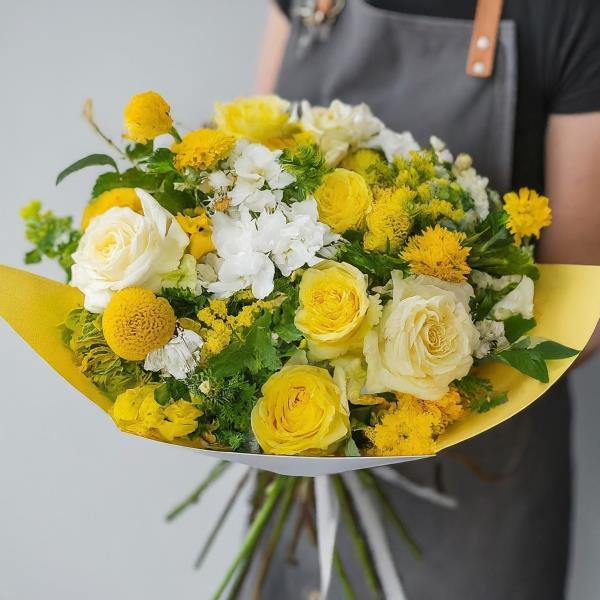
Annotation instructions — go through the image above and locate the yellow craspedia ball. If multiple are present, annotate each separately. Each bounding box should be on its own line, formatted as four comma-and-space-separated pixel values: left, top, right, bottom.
314, 168, 373, 234
124, 91, 173, 143
214, 95, 292, 145
102, 288, 176, 361
341, 148, 389, 185
81, 187, 142, 230
172, 128, 235, 171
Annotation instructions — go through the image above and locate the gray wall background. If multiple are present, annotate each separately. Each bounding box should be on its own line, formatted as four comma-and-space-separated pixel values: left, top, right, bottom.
0, 1, 598, 599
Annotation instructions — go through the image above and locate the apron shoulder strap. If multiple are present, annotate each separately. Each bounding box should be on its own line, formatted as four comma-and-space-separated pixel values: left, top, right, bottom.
466, 0, 505, 78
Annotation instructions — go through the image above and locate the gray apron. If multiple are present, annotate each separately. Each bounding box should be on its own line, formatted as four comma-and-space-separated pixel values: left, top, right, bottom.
258, 2, 572, 598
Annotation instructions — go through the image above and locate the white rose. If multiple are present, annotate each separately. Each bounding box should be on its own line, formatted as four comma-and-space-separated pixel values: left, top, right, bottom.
363, 272, 479, 401
71, 189, 188, 312
491, 276, 535, 320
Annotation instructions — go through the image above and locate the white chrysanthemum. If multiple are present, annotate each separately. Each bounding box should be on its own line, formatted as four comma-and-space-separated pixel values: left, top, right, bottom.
363, 129, 420, 162
300, 99, 383, 164
144, 328, 203, 380
475, 319, 509, 359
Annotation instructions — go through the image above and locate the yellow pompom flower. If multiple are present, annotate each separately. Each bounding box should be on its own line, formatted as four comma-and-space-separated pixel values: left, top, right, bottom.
123, 91, 173, 144
251, 365, 350, 455
314, 168, 373, 234
172, 128, 235, 171
111, 384, 201, 442
176, 209, 216, 260
102, 288, 176, 361
364, 186, 415, 253
341, 148, 390, 185
503, 187, 552, 246
81, 188, 142, 230
365, 388, 464, 456
214, 95, 292, 146
401, 224, 471, 282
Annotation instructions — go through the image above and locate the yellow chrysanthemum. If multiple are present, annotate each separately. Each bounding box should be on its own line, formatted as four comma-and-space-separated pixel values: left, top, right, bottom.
123, 91, 173, 144
341, 148, 390, 185
266, 130, 316, 150
214, 95, 292, 146
415, 195, 464, 223
102, 288, 176, 361
172, 128, 235, 171
111, 384, 202, 442
176, 209, 216, 260
365, 388, 464, 456
401, 224, 471, 282
364, 186, 415, 253
395, 150, 437, 189
81, 188, 142, 230
503, 187, 552, 246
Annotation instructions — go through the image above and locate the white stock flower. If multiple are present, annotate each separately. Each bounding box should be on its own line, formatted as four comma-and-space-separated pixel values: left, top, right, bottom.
300, 99, 382, 164
363, 272, 479, 401
454, 166, 490, 221
471, 270, 522, 292
430, 136, 454, 164
491, 276, 535, 320
475, 319, 509, 359
71, 189, 188, 313
144, 328, 203, 380
363, 128, 420, 162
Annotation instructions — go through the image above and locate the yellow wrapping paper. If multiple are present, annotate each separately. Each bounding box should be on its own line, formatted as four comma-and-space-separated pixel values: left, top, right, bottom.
1, 263, 599, 464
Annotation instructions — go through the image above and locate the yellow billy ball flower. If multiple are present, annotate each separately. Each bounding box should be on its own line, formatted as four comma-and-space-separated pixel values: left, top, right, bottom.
175, 210, 216, 260
503, 187, 552, 246
172, 128, 235, 171
401, 225, 472, 283
111, 384, 201, 442
102, 288, 176, 361
341, 148, 389, 185
313, 168, 373, 234
214, 95, 292, 145
295, 260, 381, 361
251, 365, 350, 455
364, 186, 415, 253
81, 187, 142, 230
123, 91, 173, 144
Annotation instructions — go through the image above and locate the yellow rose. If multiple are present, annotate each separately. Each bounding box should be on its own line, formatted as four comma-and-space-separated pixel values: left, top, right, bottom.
81, 188, 142, 230
313, 168, 372, 234
295, 261, 381, 361
363, 272, 479, 401
214, 95, 293, 146
111, 384, 202, 442
123, 91, 173, 144
251, 365, 350, 455
176, 210, 216, 260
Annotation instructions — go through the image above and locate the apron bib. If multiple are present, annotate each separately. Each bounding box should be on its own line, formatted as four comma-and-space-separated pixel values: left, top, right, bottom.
256, 2, 572, 598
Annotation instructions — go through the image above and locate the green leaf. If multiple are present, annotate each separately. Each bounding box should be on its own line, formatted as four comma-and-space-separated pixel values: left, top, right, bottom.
492, 348, 549, 383
145, 148, 176, 174
24, 249, 42, 264
154, 384, 171, 406
503, 315, 537, 343
91, 168, 161, 198
125, 141, 154, 161
56, 154, 118, 185
533, 341, 579, 360
454, 375, 508, 413
280, 144, 332, 202
338, 238, 408, 283
469, 282, 518, 321
345, 437, 361, 457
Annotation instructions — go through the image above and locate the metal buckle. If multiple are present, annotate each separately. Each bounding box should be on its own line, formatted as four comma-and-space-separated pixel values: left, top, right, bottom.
293, 0, 346, 55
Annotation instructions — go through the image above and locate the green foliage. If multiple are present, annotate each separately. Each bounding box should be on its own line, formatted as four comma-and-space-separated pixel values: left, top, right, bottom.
279, 144, 332, 202
60, 308, 151, 399
159, 286, 207, 319
271, 278, 303, 344
345, 437, 361, 457
454, 375, 508, 413
154, 377, 192, 406
466, 210, 539, 279
20, 200, 82, 280
56, 153, 118, 185
125, 141, 154, 162
469, 281, 518, 321
92, 168, 160, 198
502, 315, 537, 344
144, 148, 177, 174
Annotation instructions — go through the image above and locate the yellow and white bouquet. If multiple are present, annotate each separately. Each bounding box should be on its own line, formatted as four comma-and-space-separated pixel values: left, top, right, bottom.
3, 93, 600, 599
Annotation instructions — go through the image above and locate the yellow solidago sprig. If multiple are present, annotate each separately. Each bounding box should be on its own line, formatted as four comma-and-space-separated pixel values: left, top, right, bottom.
123, 91, 173, 144
402, 224, 472, 282
503, 187, 552, 246
364, 185, 416, 253
172, 128, 235, 171
102, 288, 176, 361
395, 149, 438, 189
365, 388, 464, 456
111, 384, 202, 443
81, 187, 142, 230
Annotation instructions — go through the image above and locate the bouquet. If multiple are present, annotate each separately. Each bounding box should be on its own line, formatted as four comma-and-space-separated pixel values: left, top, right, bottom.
3, 93, 600, 599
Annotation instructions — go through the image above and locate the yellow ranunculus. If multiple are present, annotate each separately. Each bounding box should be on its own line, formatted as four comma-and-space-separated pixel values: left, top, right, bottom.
176, 210, 216, 260
251, 365, 350, 455
363, 272, 479, 401
295, 261, 381, 361
123, 91, 173, 144
81, 188, 142, 230
111, 384, 202, 442
313, 168, 372, 234
214, 95, 293, 146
